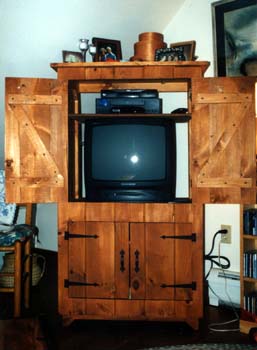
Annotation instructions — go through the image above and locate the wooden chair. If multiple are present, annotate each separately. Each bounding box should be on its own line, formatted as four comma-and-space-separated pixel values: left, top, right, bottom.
0, 203, 36, 317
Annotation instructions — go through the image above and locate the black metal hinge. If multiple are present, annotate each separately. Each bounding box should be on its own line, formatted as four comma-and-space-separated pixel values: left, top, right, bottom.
160, 281, 196, 290
64, 279, 99, 288
64, 231, 99, 240
160, 233, 196, 241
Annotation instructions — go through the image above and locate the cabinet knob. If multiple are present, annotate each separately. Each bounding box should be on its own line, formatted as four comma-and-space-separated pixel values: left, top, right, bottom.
132, 279, 140, 290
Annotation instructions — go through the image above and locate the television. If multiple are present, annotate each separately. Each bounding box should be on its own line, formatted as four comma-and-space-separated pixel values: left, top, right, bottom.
78, 116, 177, 203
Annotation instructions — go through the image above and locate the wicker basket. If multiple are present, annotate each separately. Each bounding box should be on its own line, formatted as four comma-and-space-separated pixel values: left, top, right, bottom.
0, 252, 45, 287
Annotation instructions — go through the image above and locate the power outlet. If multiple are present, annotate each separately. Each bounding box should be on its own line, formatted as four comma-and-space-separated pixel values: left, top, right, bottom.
220, 224, 232, 244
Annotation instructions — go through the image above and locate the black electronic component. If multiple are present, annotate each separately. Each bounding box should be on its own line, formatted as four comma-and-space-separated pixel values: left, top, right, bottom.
96, 97, 162, 114
101, 89, 159, 98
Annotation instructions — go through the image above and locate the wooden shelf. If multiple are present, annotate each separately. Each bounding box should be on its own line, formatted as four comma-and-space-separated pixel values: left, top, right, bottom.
243, 277, 257, 283
68, 113, 191, 122
51, 60, 210, 72
243, 235, 257, 240
241, 205, 257, 333
50, 61, 210, 83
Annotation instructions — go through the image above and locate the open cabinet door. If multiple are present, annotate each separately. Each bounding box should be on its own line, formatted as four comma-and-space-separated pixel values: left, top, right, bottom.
5, 77, 68, 203
191, 77, 256, 204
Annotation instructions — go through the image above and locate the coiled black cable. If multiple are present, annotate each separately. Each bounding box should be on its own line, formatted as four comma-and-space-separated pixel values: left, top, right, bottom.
205, 229, 231, 279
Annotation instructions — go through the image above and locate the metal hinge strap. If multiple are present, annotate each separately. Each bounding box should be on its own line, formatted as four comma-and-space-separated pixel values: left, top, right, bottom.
160, 233, 196, 241
64, 279, 99, 288
160, 281, 196, 290
64, 231, 99, 240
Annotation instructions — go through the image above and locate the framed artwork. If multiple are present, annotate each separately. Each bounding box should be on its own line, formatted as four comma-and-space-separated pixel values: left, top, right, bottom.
92, 37, 122, 62
62, 51, 83, 63
212, 0, 257, 76
169, 41, 196, 61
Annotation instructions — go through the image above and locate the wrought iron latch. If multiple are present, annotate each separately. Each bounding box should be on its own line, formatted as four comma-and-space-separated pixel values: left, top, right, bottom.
120, 249, 125, 272
134, 250, 140, 273
160, 233, 196, 242
64, 231, 99, 240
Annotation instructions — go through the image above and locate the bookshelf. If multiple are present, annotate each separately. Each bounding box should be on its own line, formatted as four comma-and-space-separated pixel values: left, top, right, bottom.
240, 204, 257, 334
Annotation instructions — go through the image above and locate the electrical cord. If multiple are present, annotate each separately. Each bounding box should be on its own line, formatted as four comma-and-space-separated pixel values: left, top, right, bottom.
205, 232, 240, 333
204, 229, 230, 279
208, 242, 240, 332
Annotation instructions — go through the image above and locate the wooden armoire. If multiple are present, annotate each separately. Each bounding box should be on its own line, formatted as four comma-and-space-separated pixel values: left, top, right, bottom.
5, 61, 256, 329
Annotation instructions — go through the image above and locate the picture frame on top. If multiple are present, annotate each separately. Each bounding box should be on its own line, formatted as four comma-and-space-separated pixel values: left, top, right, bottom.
212, 0, 257, 76
92, 37, 122, 62
169, 41, 196, 61
62, 50, 83, 63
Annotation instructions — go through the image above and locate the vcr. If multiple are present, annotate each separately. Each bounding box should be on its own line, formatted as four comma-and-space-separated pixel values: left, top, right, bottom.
96, 97, 162, 114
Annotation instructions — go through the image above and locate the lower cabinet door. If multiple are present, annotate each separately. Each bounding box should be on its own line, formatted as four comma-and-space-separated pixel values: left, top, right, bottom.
130, 223, 175, 300
130, 223, 195, 301
66, 221, 195, 302
67, 221, 116, 299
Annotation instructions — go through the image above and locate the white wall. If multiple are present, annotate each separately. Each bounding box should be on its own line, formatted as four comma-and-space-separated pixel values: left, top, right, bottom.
0, 0, 184, 251
164, 0, 215, 77
204, 204, 240, 306
0, 0, 241, 261
164, 0, 241, 264
205, 204, 240, 273
0, 0, 184, 165
164, 0, 242, 306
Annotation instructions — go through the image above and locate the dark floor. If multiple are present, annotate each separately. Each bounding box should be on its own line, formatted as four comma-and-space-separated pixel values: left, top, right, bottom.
0, 249, 254, 350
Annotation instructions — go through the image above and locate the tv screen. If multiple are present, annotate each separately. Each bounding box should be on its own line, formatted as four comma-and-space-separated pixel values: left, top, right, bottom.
91, 124, 166, 181
83, 117, 176, 203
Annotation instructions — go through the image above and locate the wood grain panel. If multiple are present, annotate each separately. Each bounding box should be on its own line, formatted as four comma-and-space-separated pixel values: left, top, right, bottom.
174, 66, 202, 78
143, 65, 174, 79
114, 67, 144, 79
68, 222, 115, 299
5, 77, 68, 203
85, 202, 115, 221
85, 67, 114, 80
191, 77, 256, 204
8, 94, 62, 105
144, 223, 175, 300
115, 300, 145, 319
57, 68, 85, 80
174, 223, 194, 301
86, 222, 115, 299
174, 204, 193, 222
115, 223, 129, 298
145, 203, 174, 222
77, 81, 188, 93
114, 203, 144, 222
68, 221, 87, 298
145, 300, 175, 317
86, 299, 115, 317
